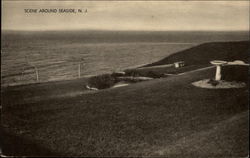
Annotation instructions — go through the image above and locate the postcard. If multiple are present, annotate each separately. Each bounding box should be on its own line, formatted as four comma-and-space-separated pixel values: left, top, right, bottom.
1, 0, 249, 157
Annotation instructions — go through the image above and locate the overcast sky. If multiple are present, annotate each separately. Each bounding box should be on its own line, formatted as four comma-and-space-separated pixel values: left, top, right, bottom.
2, 1, 249, 31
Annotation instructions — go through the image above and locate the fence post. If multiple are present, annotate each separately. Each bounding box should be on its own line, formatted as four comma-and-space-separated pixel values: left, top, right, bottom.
20, 67, 25, 80
78, 62, 81, 78
34, 67, 39, 82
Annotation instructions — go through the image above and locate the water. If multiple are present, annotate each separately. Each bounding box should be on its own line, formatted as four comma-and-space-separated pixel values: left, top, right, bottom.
1, 31, 248, 86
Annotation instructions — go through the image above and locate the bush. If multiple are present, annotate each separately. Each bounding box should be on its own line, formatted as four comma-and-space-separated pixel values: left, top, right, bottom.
124, 69, 164, 78
221, 65, 248, 82
88, 74, 117, 89
145, 71, 164, 78
207, 79, 219, 86
124, 69, 143, 77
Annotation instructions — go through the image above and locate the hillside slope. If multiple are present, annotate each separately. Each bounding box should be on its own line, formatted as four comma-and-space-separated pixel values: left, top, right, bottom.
2, 66, 248, 156
2, 40, 249, 156
145, 41, 249, 67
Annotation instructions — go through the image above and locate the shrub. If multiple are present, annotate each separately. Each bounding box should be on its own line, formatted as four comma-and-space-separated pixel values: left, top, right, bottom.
221, 65, 248, 82
124, 69, 143, 77
125, 69, 164, 78
145, 71, 164, 78
88, 74, 117, 89
207, 79, 219, 86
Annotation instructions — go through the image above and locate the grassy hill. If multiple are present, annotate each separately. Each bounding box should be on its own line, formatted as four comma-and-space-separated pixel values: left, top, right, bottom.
2, 67, 248, 156
123, 41, 249, 79
145, 41, 249, 67
1, 41, 249, 156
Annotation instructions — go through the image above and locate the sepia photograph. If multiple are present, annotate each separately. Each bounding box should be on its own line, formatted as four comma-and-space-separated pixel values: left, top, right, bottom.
1, 0, 249, 157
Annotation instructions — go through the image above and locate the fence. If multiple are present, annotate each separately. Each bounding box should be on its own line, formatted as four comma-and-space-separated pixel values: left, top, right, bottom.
1, 62, 91, 87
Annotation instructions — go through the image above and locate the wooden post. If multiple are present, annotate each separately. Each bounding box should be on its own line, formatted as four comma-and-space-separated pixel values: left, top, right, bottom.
20, 67, 25, 80
34, 67, 39, 82
78, 62, 81, 78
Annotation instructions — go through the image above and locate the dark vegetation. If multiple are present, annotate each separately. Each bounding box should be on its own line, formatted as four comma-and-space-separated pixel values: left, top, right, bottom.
1, 78, 89, 106
124, 69, 165, 78
88, 74, 117, 89
207, 79, 220, 86
145, 41, 249, 67
207, 65, 249, 86
221, 65, 249, 82
88, 70, 165, 89
1, 41, 249, 156
2, 67, 248, 156
1, 129, 61, 156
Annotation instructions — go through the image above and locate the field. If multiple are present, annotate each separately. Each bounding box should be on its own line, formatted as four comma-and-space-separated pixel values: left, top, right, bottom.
2, 66, 248, 156
1, 38, 249, 156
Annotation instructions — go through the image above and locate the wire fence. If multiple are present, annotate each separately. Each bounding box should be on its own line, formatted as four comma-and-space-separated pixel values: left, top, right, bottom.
1, 62, 91, 87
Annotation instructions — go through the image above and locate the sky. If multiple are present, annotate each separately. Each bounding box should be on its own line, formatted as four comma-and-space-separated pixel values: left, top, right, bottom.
2, 0, 249, 31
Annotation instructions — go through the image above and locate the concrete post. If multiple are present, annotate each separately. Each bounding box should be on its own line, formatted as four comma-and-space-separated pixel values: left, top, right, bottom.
215, 65, 222, 81
210, 60, 227, 81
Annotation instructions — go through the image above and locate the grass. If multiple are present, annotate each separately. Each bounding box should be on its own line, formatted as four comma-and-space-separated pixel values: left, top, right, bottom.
1, 41, 249, 156
1, 77, 89, 106
1, 129, 60, 156
2, 66, 248, 156
221, 65, 249, 82
155, 111, 249, 157
125, 40, 249, 82
144, 41, 249, 67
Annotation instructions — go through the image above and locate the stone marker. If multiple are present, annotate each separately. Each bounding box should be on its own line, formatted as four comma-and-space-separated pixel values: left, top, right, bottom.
210, 60, 227, 81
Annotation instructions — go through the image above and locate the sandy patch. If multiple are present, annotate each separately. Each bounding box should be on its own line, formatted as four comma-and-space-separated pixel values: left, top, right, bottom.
192, 79, 246, 89
112, 81, 130, 88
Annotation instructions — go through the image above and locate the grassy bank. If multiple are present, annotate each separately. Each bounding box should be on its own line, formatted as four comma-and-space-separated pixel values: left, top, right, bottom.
1, 41, 249, 156
2, 66, 248, 156
145, 41, 249, 67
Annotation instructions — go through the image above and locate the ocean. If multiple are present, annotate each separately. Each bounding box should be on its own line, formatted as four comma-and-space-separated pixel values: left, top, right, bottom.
1, 31, 249, 86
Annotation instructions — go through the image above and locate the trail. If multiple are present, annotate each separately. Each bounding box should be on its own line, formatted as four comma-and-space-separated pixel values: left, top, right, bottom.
177, 66, 215, 75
